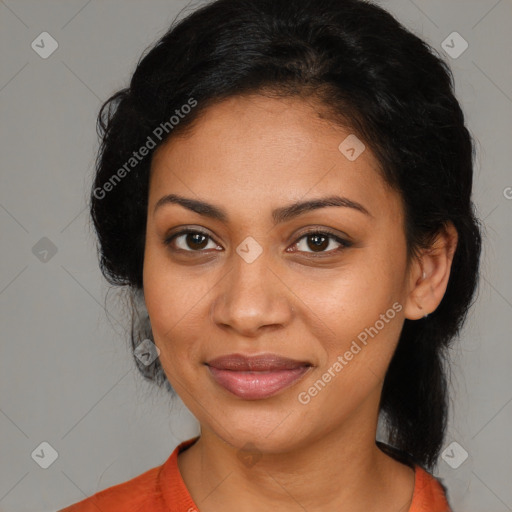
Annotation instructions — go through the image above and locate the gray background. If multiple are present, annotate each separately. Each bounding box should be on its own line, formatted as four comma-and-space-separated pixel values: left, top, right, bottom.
0, 0, 511, 511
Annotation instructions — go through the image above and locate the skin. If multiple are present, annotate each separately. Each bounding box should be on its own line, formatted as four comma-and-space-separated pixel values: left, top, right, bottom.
143, 94, 458, 512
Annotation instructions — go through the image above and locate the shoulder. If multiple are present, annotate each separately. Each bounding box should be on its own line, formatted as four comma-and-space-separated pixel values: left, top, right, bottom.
57, 437, 200, 512
377, 441, 452, 512
57, 463, 165, 512
376, 441, 452, 512
410, 465, 452, 512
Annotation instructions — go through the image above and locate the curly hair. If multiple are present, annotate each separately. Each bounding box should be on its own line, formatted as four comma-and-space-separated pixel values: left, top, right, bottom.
89, 0, 482, 470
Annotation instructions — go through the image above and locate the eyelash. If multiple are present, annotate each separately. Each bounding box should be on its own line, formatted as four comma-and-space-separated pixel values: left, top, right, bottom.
164, 228, 352, 256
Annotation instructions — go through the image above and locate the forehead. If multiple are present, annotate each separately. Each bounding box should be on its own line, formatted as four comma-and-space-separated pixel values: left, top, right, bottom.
149, 94, 403, 225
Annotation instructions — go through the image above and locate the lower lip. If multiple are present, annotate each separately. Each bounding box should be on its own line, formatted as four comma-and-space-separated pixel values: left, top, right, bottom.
207, 366, 311, 400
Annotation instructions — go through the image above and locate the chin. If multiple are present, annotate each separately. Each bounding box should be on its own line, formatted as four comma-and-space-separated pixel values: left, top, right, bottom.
204, 405, 312, 454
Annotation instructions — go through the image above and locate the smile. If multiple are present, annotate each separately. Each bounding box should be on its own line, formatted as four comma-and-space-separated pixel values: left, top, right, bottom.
205, 353, 312, 400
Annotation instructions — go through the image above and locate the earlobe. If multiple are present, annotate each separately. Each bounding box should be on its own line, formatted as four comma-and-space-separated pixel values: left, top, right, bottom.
404, 222, 458, 320
403, 266, 432, 320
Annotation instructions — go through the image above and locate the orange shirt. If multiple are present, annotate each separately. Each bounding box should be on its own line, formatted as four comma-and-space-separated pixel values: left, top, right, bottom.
59, 437, 452, 512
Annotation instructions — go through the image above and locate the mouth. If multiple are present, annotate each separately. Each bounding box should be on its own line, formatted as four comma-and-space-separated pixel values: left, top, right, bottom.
205, 353, 312, 400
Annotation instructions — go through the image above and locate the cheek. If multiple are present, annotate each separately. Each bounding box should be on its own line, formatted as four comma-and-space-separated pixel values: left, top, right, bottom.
143, 245, 205, 332
142, 252, 215, 381
291, 261, 399, 339
294, 255, 405, 384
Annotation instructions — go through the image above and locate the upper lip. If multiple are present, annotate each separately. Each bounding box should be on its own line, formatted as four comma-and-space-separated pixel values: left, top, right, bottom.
206, 353, 311, 371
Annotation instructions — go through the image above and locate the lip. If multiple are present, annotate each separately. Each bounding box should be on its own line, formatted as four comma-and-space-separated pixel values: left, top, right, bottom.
206, 353, 312, 400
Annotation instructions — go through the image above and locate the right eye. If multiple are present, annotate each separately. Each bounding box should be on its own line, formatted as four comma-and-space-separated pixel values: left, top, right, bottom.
164, 229, 222, 253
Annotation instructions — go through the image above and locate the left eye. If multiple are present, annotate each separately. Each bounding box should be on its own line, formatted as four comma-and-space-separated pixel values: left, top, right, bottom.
291, 232, 350, 254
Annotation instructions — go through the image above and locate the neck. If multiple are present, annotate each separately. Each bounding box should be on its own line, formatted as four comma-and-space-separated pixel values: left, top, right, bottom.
177, 391, 415, 512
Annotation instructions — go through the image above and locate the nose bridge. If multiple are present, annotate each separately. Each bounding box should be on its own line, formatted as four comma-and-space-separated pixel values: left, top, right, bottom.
211, 242, 292, 334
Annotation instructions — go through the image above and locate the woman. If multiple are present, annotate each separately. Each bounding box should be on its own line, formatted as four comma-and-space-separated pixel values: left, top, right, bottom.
60, 0, 481, 510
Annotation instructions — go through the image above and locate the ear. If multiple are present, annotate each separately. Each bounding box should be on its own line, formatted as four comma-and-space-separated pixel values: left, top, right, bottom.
404, 221, 458, 320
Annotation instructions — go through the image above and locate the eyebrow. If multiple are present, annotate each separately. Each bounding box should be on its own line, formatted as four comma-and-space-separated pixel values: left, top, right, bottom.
153, 193, 372, 223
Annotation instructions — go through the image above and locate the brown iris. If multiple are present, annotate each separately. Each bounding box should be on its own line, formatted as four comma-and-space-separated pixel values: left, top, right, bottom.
306, 234, 329, 252
186, 232, 209, 250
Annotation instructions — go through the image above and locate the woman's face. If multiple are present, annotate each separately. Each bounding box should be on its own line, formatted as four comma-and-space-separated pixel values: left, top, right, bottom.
143, 94, 420, 453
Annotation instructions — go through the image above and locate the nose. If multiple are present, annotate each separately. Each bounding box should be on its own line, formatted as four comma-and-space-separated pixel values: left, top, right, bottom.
210, 248, 294, 337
